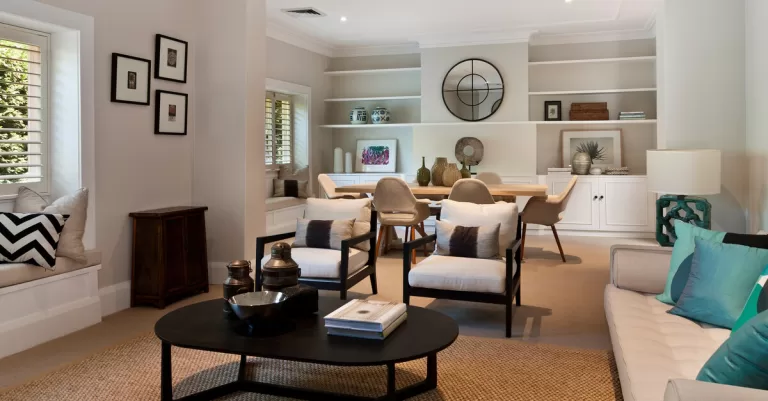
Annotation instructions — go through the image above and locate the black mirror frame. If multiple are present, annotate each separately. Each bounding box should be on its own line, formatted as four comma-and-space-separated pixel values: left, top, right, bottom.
441, 58, 505, 122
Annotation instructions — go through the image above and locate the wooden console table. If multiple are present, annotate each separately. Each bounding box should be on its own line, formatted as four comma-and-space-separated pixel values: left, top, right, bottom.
130, 206, 209, 308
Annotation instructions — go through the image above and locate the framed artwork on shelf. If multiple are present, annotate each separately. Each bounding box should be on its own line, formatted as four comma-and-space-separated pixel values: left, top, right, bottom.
111, 53, 151, 105
355, 139, 397, 173
155, 90, 188, 135
544, 100, 562, 121
561, 129, 623, 169
154, 34, 188, 83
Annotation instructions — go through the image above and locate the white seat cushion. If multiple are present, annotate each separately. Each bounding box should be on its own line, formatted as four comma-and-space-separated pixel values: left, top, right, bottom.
604, 285, 729, 401
261, 247, 368, 279
266, 197, 306, 212
408, 254, 515, 294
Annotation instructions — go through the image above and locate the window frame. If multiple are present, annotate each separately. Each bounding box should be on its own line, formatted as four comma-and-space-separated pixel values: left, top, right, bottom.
0, 23, 50, 196
265, 90, 293, 170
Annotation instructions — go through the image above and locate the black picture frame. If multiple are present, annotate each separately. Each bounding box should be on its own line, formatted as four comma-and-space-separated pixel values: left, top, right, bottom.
111, 53, 151, 105
154, 34, 188, 83
155, 90, 188, 135
545, 100, 562, 121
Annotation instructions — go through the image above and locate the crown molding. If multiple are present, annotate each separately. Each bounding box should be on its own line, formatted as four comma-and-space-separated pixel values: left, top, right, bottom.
332, 43, 420, 58
418, 29, 537, 49
529, 27, 655, 46
266, 21, 334, 57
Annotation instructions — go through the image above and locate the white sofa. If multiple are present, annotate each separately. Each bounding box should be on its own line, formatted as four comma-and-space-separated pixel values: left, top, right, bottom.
606, 245, 768, 401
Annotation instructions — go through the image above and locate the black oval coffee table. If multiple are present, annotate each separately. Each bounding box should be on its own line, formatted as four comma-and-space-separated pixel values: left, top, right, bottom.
154, 297, 458, 401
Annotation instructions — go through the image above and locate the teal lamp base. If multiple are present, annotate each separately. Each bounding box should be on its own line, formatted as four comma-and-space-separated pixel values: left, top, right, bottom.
656, 195, 712, 247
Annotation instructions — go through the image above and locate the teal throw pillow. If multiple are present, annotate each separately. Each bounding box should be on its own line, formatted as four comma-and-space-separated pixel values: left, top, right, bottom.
697, 310, 768, 390
668, 237, 768, 329
657, 224, 768, 305
657, 223, 724, 305
733, 265, 768, 332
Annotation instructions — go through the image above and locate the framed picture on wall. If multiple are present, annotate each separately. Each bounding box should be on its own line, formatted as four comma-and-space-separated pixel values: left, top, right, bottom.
155, 90, 188, 135
561, 129, 623, 169
356, 139, 397, 173
111, 53, 151, 105
154, 34, 188, 83
545, 101, 562, 121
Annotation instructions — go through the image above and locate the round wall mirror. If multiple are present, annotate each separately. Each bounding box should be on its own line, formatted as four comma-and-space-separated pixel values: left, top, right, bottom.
442, 58, 504, 121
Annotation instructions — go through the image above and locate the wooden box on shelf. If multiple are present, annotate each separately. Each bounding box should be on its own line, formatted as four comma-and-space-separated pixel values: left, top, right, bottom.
570, 102, 609, 120
130, 206, 209, 308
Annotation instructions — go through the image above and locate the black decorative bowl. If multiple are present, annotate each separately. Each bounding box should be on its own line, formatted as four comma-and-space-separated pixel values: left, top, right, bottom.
228, 291, 287, 322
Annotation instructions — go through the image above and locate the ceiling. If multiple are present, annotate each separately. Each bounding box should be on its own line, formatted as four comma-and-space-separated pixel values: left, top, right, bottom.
266, 0, 662, 56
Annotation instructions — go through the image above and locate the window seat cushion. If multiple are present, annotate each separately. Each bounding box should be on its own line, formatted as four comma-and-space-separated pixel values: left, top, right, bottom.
0, 249, 101, 288
266, 197, 307, 212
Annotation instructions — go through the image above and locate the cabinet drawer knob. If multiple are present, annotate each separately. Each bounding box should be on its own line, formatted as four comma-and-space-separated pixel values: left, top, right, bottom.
593, 195, 598, 200
599, 195, 604, 200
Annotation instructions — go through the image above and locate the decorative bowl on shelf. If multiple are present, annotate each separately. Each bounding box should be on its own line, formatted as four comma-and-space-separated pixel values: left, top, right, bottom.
349, 107, 368, 124
371, 107, 391, 124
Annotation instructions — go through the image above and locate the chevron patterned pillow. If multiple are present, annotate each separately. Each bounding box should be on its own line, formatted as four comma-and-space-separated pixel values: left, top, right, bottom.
0, 212, 69, 269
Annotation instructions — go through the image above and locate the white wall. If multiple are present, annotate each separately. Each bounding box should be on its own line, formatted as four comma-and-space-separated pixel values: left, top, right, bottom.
656, 0, 747, 233
746, 0, 768, 232
35, 0, 197, 288
266, 38, 332, 186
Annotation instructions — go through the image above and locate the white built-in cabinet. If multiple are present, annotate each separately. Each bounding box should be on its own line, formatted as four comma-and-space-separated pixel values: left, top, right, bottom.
547, 175, 654, 232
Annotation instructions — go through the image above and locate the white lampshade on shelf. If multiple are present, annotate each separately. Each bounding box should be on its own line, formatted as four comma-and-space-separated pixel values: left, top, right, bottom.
647, 149, 721, 195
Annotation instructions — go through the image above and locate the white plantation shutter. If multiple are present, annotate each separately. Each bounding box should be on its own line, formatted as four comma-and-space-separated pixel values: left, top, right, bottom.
0, 24, 48, 195
265, 91, 292, 167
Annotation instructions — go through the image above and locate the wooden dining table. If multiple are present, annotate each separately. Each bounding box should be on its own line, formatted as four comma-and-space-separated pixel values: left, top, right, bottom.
335, 182, 549, 197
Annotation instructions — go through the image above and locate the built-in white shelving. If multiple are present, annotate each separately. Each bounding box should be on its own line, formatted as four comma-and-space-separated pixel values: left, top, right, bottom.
324, 95, 422, 102
529, 88, 657, 96
528, 56, 656, 66
320, 120, 657, 128
534, 119, 657, 125
324, 67, 422, 76
320, 123, 419, 128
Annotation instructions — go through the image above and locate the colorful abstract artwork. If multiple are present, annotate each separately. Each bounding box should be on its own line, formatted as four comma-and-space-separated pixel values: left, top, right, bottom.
355, 140, 397, 173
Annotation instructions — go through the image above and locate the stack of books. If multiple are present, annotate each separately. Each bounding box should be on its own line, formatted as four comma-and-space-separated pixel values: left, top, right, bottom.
324, 299, 407, 340
619, 111, 646, 120
547, 167, 572, 176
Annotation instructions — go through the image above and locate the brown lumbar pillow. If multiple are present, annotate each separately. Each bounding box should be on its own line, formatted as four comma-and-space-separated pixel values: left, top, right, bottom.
433, 220, 501, 259
293, 218, 355, 250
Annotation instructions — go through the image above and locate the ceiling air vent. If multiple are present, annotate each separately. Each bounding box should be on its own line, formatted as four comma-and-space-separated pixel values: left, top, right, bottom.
282, 7, 326, 18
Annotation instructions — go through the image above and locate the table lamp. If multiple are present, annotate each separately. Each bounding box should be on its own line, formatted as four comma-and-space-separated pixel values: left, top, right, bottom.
647, 149, 721, 246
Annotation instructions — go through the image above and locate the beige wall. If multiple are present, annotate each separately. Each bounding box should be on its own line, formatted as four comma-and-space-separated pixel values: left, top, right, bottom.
37, 0, 198, 288
746, 0, 768, 232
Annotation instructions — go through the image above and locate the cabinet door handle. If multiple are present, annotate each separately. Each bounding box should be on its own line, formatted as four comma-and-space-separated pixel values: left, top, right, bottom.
599, 195, 604, 200
593, 195, 598, 201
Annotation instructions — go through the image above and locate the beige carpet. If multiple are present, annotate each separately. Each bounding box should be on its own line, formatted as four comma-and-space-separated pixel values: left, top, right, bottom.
1, 332, 622, 401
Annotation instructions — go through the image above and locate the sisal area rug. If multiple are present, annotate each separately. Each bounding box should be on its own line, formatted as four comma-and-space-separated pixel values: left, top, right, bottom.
1, 333, 622, 401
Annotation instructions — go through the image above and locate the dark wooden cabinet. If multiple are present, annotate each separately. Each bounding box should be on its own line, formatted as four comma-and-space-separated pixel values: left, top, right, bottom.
130, 206, 209, 308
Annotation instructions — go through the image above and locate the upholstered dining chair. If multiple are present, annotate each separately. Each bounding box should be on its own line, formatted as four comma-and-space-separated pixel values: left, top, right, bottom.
372, 177, 431, 262
476, 172, 516, 203
403, 200, 522, 337
520, 175, 578, 263
318, 174, 361, 200
255, 198, 377, 300
447, 178, 495, 204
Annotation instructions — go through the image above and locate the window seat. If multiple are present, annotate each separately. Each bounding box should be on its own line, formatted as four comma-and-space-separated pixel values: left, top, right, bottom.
0, 249, 101, 288
266, 196, 306, 212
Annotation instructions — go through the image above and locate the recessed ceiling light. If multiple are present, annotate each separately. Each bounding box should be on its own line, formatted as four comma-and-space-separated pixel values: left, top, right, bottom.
340, 16, 347, 22
565, 0, 573, 3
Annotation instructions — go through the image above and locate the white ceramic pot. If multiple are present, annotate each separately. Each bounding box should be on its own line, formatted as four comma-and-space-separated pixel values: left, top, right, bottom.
589, 167, 603, 175
349, 107, 368, 125
371, 107, 391, 124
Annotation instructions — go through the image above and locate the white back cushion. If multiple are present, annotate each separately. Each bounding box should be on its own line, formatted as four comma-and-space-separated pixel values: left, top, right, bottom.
304, 198, 372, 251
440, 199, 519, 251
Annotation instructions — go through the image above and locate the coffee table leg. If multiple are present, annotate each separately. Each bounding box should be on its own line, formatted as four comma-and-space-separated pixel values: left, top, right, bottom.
386, 362, 397, 399
238, 355, 247, 381
426, 353, 437, 389
161, 341, 172, 401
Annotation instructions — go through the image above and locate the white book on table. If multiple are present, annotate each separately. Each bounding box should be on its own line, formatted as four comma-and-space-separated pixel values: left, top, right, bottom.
324, 299, 407, 332
327, 312, 408, 340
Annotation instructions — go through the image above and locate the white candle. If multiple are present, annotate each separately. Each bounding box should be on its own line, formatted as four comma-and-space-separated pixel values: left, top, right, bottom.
345, 152, 353, 173
333, 147, 343, 173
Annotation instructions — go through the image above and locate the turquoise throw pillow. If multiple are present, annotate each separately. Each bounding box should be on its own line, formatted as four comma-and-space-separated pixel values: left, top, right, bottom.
697, 310, 768, 390
657, 224, 724, 305
668, 237, 768, 329
733, 265, 768, 332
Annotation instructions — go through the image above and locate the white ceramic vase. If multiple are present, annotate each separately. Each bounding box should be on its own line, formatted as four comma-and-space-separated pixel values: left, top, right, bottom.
333, 147, 343, 173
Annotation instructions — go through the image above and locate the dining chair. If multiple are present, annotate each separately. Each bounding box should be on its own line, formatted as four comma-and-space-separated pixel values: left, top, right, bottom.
372, 177, 431, 262
447, 178, 495, 204
476, 172, 516, 203
318, 174, 361, 199
520, 175, 578, 262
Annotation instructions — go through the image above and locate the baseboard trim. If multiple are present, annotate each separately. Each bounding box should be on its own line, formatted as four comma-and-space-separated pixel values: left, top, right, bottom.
98, 280, 131, 317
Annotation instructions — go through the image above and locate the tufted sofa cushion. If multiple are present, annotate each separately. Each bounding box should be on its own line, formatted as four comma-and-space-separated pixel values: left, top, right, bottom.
605, 285, 729, 401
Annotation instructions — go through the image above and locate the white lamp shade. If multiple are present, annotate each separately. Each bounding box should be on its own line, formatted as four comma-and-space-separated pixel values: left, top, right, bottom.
647, 149, 721, 195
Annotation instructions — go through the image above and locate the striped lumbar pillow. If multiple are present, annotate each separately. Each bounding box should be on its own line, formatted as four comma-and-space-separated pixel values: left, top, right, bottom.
293, 218, 355, 250
0, 212, 69, 269
434, 220, 501, 259
273, 179, 309, 198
